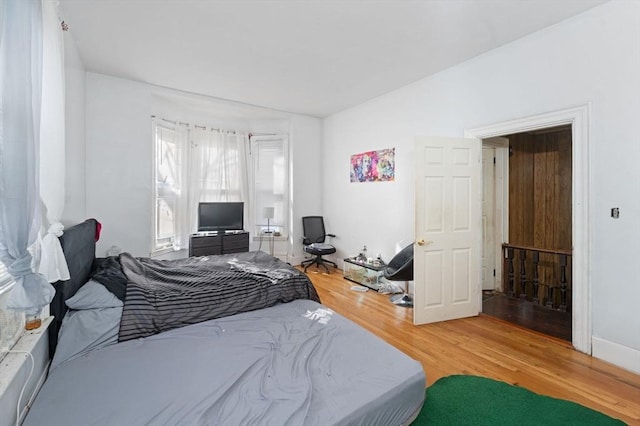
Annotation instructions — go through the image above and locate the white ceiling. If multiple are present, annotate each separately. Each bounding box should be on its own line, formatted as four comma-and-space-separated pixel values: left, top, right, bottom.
59, 0, 607, 117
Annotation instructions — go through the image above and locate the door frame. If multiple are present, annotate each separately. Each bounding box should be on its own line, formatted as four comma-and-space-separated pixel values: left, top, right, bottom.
481, 146, 497, 291
465, 104, 591, 354
481, 138, 509, 292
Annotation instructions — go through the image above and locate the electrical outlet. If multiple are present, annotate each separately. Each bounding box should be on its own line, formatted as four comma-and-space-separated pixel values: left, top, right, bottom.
611, 207, 620, 219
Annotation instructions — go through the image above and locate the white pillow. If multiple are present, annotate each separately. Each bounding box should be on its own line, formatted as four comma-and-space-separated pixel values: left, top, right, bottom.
65, 280, 123, 310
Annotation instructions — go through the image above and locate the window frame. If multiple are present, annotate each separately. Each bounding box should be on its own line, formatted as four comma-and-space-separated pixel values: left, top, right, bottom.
151, 120, 186, 255
249, 135, 290, 238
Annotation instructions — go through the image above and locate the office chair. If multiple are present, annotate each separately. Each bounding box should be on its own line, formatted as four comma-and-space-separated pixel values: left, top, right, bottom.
383, 243, 414, 307
301, 216, 337, 273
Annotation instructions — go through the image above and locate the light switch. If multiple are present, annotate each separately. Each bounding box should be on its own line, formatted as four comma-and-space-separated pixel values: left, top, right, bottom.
611, 208, 620, 219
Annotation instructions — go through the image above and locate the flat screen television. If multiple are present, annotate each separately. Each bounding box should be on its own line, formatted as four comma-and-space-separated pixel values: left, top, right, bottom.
197, 202, 244, 232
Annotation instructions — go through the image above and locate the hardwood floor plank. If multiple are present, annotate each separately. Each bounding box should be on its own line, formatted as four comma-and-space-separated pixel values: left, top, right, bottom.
302, 268, 640, 425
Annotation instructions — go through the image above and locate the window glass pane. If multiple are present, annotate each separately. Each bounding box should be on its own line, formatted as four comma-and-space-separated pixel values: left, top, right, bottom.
0, 267, 24, 360
0, 289, 24, 358
0, 239, 39, 356
196, 133, 243, 202
156, 198, 174, 237
153, 123, 182, 251
0, 221, 11, 288
252, 136, 288, 236
0, 265, 11, 288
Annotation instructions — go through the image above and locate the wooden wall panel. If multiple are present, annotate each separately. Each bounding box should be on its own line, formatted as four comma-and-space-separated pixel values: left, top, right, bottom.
509, 128, 572, 250
507, 128, 572, 306
508, 132, 535, 247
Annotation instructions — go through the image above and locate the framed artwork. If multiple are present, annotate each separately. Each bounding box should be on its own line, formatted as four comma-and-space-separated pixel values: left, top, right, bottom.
350, 148, 395, 183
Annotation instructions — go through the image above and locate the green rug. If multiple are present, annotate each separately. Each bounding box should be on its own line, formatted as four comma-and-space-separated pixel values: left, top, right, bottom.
411, 375, 625, 425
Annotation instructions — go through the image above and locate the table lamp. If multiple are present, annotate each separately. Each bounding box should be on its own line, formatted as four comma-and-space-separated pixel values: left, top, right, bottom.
263, 207, 275, 234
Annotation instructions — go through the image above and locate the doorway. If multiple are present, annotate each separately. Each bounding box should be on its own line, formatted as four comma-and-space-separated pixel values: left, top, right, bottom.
465, 104, 591, 354
481, 126, 572, 341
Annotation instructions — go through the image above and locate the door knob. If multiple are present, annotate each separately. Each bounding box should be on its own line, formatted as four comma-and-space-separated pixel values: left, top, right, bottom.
417, 239, 433, 246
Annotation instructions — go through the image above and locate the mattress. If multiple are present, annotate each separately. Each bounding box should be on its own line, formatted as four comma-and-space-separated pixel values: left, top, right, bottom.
25, 299, 425, 425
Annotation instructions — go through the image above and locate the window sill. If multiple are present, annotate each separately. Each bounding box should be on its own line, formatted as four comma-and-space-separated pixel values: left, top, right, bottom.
1, 315, 52, 360
1, 316, 52, 387
149, 247, 175, 258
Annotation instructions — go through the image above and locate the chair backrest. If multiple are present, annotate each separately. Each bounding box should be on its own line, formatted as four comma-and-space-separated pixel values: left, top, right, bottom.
388, 243, 414, 269
302, 216, 327, 244
384, 243, 414, 281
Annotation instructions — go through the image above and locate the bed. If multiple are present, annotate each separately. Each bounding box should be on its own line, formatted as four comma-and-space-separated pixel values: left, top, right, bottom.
24, 219, 426, 425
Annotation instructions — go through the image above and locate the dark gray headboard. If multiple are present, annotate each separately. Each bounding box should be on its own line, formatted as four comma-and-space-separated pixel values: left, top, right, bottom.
49, 219, 98, 356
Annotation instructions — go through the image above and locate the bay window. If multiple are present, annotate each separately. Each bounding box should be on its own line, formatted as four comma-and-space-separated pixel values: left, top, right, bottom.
154, 118, 287, 254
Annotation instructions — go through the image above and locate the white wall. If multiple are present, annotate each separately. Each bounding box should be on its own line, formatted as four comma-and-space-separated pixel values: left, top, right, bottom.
61, 31, 86, 225
323, 0, 640, 369
85, 74, 153, 256
289, 115, 323, 264
84, 73, 323, 259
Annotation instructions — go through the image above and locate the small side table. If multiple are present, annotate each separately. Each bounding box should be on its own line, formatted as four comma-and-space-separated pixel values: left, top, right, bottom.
343, 258, 387, 291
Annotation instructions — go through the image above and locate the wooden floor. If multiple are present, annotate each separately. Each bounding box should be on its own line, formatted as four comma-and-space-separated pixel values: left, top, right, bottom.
302, 268, 640, 425
482, 291, 572, 341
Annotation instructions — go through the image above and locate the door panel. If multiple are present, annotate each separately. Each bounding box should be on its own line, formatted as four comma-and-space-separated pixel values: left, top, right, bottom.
425, 177, 444, 232
452, 248, 471, 303
453, 176, 471, 230
423, 251, 444, 307
414, 136, 481, 325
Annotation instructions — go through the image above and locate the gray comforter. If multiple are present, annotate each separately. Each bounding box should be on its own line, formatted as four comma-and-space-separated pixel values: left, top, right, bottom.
118, 251, 320, 341
24, 300, 425, 426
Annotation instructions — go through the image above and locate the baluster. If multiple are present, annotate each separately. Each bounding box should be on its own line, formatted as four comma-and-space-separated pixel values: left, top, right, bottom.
559, 254, 568, 312
506, 247, 515, 298
519, 249, 527, 300
545, 282, 554, 309
532, 251, 539, 304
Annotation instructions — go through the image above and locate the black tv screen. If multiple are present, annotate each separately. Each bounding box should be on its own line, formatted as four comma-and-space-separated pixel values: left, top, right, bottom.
197, 202, 244, 232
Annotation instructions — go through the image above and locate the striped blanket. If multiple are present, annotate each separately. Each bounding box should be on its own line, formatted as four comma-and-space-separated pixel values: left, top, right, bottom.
117, 251, 320, 342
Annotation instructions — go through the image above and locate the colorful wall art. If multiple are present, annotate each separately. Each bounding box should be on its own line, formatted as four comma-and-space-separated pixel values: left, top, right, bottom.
350, 148, 395, 183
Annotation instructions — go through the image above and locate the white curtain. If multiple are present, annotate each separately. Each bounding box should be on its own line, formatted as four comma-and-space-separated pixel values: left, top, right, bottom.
170, 125, 190, 250
0, 0, 55, 313
38, 0, 69, 282
174, 129, 250, 248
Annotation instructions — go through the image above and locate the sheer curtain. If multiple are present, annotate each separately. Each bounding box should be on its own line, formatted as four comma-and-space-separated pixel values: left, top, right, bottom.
174, 129, 250, 248
38, 0, 69, 283
0, 0, 55, 314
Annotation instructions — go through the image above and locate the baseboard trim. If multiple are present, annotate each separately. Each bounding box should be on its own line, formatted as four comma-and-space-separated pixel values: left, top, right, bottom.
592, 336, 640, 375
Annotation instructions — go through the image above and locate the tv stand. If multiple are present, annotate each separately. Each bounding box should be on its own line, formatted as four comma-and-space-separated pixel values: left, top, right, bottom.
189, 231, 249, 257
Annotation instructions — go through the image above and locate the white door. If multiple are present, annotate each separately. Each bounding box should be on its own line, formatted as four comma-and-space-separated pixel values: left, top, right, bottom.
414, 136, 482, 325
482, 147, 496, 290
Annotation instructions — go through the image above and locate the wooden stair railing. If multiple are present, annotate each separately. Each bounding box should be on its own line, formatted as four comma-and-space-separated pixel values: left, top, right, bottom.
502, 243, 572, 312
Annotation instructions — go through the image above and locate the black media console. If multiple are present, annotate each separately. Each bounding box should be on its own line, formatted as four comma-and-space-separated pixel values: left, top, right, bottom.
188, 231, 250, 257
